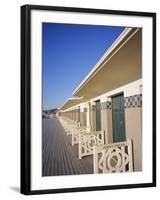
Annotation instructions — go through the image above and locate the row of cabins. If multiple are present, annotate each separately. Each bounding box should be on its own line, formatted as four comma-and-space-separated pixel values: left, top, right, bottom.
58, 27, 142, 173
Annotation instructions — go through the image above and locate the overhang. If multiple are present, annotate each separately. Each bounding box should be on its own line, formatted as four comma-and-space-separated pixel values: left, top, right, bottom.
73, 28, 142, 99
60, 97, 88, 111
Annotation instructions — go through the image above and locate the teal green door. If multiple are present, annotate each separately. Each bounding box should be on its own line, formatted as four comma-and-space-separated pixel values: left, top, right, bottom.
112, 94, 126, 142
96, 100, 101, 131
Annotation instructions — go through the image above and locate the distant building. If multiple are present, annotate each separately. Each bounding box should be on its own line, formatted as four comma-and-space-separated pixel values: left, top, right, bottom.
58, 28, 142, 171
43, 108, 59, 118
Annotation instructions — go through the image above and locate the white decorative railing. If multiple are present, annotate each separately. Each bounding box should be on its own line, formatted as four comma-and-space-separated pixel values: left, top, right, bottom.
93, 139, 133, 174
67, 122, 80, 136
59, 116, 80, 136
71, 126, 90, 146
78, 131, 105, 159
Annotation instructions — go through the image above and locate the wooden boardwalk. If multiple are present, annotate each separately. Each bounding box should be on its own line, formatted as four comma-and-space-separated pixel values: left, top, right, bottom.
42, 117, 93, 176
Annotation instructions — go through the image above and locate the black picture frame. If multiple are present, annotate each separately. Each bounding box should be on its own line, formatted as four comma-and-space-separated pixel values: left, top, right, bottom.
21, 4, 156, 195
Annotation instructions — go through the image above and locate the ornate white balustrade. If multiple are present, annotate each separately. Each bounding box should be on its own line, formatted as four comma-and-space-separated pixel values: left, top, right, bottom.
71, 126, 90, 146
93, 139, 133, 174
67, 123, 80, 136
59, 116, 80, 136
78, 131, 105, 159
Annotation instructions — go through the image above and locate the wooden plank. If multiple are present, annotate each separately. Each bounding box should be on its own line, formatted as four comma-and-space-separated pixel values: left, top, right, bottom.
42, 117, 93, 176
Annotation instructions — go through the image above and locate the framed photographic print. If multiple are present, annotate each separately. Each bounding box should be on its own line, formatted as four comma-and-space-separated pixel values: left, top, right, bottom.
21, 4, 156, 195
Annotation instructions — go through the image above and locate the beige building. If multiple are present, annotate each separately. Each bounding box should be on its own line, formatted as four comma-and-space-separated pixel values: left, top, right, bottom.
58, 27, 142, 172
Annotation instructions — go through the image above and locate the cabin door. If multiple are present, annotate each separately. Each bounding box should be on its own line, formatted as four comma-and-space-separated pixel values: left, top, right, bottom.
112, 94, 126, 142
95, 100, 101, 131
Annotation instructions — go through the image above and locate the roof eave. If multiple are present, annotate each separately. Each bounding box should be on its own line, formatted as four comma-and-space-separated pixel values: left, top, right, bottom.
72, 27, 138, 97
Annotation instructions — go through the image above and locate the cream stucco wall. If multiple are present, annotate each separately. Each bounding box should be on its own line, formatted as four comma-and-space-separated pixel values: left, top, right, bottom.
125, 107, 142, 171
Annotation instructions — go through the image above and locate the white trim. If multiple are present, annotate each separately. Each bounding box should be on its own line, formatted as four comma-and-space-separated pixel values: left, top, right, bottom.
60, 96, 83, 110
64, 79, 142, 110
91, 79, 142, 102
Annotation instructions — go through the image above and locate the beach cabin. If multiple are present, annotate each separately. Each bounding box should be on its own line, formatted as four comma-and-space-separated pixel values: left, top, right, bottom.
58, 27, 142, 172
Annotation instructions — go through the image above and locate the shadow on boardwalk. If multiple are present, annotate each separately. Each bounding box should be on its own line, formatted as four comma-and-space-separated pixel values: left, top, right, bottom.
42, 117, 93, 176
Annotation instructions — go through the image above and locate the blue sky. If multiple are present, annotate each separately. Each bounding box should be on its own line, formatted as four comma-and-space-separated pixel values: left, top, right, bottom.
42, 23, 124, 110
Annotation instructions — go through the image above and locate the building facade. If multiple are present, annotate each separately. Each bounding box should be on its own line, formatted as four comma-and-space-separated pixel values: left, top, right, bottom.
58, 27, 142, 171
